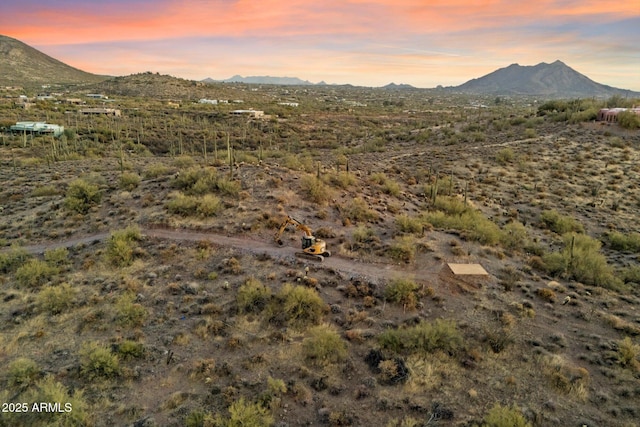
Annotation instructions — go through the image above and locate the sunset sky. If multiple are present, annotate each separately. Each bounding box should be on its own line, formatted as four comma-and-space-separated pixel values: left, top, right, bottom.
1, 0, 639, 89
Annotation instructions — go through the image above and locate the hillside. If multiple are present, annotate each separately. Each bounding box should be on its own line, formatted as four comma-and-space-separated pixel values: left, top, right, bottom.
455, 60, 639, 98
0, 34, 108, 87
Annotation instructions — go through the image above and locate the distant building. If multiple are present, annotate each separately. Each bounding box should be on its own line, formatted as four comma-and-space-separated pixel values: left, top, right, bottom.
86, 93, 108, 99
597, 107, 640, 123
64, 98, 85, 105
36, 94, 56, 101
278, 102, 299, 107
230, 109, 264, 118
10, 121, 64, 137
199, 99, 218, 105
80, 108, 121, 116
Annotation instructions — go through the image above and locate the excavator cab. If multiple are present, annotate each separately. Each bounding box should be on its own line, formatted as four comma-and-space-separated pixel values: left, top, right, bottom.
274, 215, 331, 261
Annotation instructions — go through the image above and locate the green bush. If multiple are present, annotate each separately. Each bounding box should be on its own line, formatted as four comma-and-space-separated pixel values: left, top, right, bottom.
0, 246, 28, 273
268, 284, 326, 329
119, 172, 141, 191
482, 403, 532, 427
4, 376, 92, 427
542, 233, 621, 289
36, 283, 76, 315
496, 147, 515, 165
395, 214, 423, 234
326, 171, 356, 189
8, 357, 40, 387
117, 340, 145, 360
301, 175, 332, 204
606, 231, 640, 253
424, 201, 502, 246
64, 178, 101, 214
31, 184, 61, 197
388, 236, 417, 263
222, 397, 274, 427
44, 247, 69, 267
79, 342, 120, 380
237, 277, 271, 313
343, 197, 378, 223
617, 337, 639, 370
143, 164, 172, 179
540, 210, 584, 234
378, 319, 463, 355
352, 225, 376, 243
15, 259, 58, 288
618, 111, 640, 129
384, 279, 420, 309
381, 179, 402, 197
215, 177, 241, 197
115, 293, 147, 327
105, 226, 141, 267
167, 192, 222, 217
174, 167, 217, 194
500, 221, 529, 251
302, 324, 348, 365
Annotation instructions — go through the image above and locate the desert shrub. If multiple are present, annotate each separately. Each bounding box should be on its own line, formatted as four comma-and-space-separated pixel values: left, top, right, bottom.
0, 246, 28, 273
174, 167, 217, 194
482, 403, 532, 427
268, 283, 326, 329
384, 279, 420, 309
536, 288, 557, 303
302, 324, 348, 365
425, 205, 502, 246
352, 225, 376, 243
618, 110, 640, 129
542, 354, 590, 400
115, 293, 147, 327
387, 236, 417, 263
15, 259, 58, 288
395, 214, 423, 234
64, 178, 101, 214
496, 147, 515, 165
173, 155, 196, 169
119, 172, 141, 190
143, 163, 172, 178
237, 277, 271, 313
44, 247, 69, 267
379, 319, 463, 356
343, 197, 378, 223
540, 210, 584, 234
8, 357, 40, 387
197, 194, 223, 216
167, 192, 199, 216
79, 342, 120, 380
543, 233, 621, 289
617, 337, 640, 370
106, 226, 141, 267
117, 340, 145, 360
4, 376, 92, 427
219, 397, 274, 427
381, 179, 402, 197
606, 231, 640, 253
326, 171, 356, 189
31, 184, 61, 197
301, 175, 332, 204
36, 283, 76, 315
215, 177, 241, 197
621, 266, 640, 284
500, 221, 528, 251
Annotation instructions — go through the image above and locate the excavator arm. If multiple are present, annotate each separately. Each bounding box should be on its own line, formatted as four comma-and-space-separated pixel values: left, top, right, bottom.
274, 215, 331, 261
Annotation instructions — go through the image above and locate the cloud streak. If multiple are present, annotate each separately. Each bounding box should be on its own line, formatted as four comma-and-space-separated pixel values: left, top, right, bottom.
1, 0, 638, 89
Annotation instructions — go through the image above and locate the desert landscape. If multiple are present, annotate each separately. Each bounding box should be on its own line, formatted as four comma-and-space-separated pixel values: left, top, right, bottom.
1, 35, 640, 427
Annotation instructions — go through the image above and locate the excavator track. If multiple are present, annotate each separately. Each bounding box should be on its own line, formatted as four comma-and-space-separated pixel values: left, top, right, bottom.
295, 252, 325, 262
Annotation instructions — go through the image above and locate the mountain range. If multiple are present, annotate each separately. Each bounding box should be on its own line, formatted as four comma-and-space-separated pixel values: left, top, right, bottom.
0, 34, 637, 98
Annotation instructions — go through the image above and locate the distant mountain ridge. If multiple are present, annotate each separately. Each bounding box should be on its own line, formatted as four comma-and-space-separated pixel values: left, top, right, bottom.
0, 34, 107, 87
454, 60, 639, 98
203, 75, 320, 85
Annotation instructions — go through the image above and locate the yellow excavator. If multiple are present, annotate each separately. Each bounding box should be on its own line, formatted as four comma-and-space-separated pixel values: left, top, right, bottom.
274, 215, 331, 262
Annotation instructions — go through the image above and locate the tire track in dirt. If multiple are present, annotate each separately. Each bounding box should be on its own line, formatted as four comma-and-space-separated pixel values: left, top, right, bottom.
6, 227, 443, 285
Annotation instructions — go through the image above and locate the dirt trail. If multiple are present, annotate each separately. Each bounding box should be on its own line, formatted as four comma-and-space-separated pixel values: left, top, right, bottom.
7, 227, 443, 285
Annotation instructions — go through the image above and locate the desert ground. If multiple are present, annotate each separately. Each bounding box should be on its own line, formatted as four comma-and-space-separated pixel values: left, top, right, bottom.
1, 81, 639, 427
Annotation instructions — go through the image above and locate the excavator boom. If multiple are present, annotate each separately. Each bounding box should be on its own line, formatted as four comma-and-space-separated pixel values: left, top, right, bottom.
274, 215, 331, 261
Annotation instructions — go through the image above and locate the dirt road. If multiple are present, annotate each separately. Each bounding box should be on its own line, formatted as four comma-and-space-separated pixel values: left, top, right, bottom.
6, 227, 442, 285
